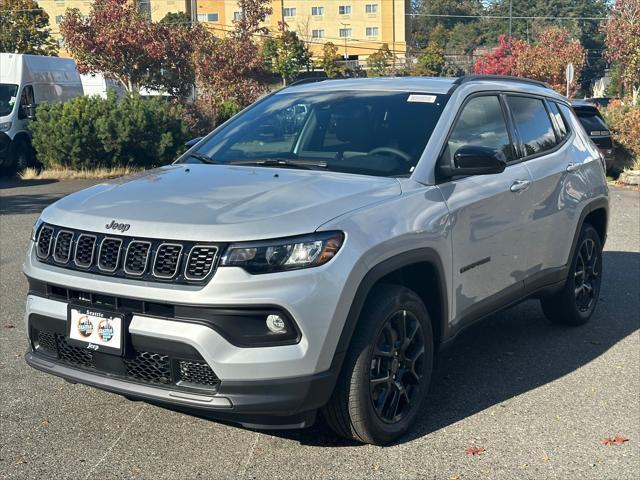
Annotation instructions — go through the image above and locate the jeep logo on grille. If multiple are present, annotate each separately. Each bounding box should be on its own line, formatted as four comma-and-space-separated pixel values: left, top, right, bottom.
105, 220, 131, 232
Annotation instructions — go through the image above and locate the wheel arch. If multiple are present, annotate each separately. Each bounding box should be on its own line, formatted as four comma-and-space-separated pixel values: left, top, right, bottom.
333, 248, 449, 366
567, 197, 609, 266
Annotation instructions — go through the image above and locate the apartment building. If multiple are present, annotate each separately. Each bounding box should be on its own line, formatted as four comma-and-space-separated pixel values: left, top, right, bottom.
41, 0, 409, 61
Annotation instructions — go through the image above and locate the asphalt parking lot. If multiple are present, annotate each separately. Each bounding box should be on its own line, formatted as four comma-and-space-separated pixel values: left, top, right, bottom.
1, 179, 638, 480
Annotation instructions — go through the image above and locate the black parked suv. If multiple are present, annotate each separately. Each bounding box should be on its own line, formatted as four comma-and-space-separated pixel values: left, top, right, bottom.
572, 101, 615, 172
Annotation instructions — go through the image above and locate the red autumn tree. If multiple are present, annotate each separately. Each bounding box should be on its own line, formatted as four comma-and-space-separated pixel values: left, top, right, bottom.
192, 0, 272, 108
601, 0, 640, 99
473, 35, 519, 76
474, 28, 585, 96
513, 27, 585, 95
61, 0, 196, 97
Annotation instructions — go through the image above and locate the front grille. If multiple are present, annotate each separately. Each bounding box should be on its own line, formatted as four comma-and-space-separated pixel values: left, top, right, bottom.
153, 244, 182, 278
34, 223, 222, 285
35, 330, 219, 390
98, 238, 122, 272
178, 360, 219, 386
53, 230, 74, 263
185, 246, 218, 280
124, 351, 172, 385
36, 225, 54, 258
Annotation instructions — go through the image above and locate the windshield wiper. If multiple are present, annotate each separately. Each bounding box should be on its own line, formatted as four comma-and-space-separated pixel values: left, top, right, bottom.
228, 158, 327, 170
188, 152, 221, 165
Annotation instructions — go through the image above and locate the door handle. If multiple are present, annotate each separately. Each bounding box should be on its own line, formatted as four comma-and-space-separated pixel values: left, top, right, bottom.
510, 179, 531, 193
566, 163, 581, 173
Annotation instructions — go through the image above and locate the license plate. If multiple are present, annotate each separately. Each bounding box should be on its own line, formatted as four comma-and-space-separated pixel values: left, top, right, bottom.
67, 305, 124, 355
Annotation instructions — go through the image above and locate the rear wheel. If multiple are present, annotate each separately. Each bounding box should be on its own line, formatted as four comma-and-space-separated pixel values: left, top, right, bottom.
12, 140, 30, 174
322, 285, 433, 445
541, 223, 602, 326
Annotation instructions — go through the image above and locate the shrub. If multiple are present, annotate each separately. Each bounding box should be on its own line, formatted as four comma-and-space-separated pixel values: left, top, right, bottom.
601, 101, 640, 173
31, 91, 190, 169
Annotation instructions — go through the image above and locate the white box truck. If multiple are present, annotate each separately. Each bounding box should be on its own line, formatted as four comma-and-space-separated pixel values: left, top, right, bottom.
0, 53, 83, 173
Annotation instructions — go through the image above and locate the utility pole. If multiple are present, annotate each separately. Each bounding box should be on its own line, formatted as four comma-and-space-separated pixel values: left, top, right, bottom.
508, 0, 513, 41
341, 22, 350, 60
280, 0, 285, 32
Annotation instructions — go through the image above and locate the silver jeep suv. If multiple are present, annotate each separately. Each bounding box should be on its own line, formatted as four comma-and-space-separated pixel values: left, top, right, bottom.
24, 76, 608, 445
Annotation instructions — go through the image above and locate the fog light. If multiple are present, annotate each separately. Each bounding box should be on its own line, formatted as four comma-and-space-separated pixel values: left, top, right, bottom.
266, 314, 287, 334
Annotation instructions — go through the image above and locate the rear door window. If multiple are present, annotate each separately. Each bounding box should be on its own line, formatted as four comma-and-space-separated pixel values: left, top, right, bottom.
507, 96, 557, 157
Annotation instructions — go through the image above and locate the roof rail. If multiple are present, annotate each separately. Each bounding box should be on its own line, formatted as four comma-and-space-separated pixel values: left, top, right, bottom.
450, 75, 552, 92
286, 77, 329, 87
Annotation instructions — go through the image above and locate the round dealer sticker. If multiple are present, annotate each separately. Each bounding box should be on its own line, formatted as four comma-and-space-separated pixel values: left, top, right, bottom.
77, 316, 93, 337
98, 319, 114, 342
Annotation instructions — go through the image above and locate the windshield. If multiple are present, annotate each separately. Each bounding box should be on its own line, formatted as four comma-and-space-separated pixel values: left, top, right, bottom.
182, 90, 449, 177
0, 84, 18, 116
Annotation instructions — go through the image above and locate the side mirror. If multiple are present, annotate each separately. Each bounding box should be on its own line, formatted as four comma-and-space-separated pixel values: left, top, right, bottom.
22, 104, 36, 120
439, 146, 507, 177
184, 137, 203, 148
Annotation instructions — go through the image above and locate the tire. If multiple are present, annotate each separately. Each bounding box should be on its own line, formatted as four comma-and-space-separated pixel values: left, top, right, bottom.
540, 223, 603, 326
12, 140, 30, 174
322, 284, 434, 445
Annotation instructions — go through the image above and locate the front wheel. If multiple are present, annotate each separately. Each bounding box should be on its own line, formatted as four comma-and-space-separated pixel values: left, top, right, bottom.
541, 223, 603, 326
322, 285, 434, 445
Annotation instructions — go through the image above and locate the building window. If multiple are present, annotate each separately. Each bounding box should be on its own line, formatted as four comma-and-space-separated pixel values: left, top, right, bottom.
233, 11, 242, 21
283, 7, 296, 17
197, 13, 207, 22
366, 27, 379, 37
311, 6, 324, 16
207, 13, 219, 22
55, 15, 64, 24
365, 4, 378, 14
312, 29, 325, 39
339, 28, 352, 38
339, 5, 352, 15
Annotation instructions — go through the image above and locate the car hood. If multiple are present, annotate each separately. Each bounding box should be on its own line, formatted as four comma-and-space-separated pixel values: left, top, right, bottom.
41, 165, 401, 241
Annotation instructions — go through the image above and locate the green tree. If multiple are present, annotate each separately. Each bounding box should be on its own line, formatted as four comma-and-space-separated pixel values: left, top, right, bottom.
0, 0, 58, 55
416, 40, 445, 76
159, 11, 191, 26
410, 0, 483, 49
321, 42, 341, 78
263, 31, 311, 85
367, 44, 394, 77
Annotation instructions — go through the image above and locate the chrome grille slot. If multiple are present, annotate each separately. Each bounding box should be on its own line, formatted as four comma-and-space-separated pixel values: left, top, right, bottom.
185, 246, 218, 280
124, 241, 151, 276
36, 225, 54, 258
98, 237, 123, 272
74, 234, 96, 268
53, 230, 74, 263
153, 244, 183, 279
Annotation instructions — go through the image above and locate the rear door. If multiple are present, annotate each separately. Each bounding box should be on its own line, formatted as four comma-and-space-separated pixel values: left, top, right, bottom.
505, 95, 576, 283
437, 94, 534, 324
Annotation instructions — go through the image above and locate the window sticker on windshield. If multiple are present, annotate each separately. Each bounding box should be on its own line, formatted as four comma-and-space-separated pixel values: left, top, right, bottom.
408, 94, 437, 103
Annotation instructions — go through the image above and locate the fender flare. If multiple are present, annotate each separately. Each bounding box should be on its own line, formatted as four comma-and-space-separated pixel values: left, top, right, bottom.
330, 248, 448, 372
566, 197, 609, 267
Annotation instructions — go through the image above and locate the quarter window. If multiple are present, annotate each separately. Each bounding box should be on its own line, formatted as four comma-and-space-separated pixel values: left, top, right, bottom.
548, 101, 568, 139
444, 95, 514, 165
507, 96, 557, 156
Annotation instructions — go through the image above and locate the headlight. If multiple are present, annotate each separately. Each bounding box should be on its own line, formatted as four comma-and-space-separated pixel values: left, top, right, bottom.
31, 217, 44, 241
221, 231, 344, 274
0, 121, 12, 132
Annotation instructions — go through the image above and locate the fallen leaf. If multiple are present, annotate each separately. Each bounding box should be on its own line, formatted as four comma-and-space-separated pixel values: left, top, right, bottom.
465, 447, 486, 456
3, 325, 14, 329
601, 436, 629, 446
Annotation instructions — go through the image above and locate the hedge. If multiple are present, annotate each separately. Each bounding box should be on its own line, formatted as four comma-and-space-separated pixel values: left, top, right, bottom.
601, 102, 640, 174
30, 91, 191, 169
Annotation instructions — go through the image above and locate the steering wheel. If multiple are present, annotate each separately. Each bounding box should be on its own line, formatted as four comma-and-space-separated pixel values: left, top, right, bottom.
367, 147, 412, 163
